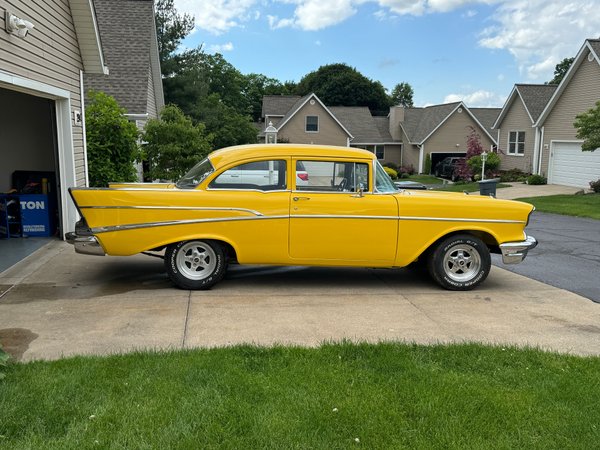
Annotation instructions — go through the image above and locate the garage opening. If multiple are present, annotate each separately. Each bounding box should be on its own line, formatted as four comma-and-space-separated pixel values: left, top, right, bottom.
430, 152, 465, 174
0, 87, 61, 272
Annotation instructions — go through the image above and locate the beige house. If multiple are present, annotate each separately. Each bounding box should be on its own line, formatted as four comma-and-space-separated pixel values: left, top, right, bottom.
494, 39, 600, 187
260, 94, 403, 166
493, 84, 557, 173
0, 0, 108, 237
390, 103, 500, 173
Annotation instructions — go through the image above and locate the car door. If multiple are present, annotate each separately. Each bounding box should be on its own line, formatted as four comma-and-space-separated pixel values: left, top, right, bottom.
206, 158, 291, 264
289, 159, 398, 264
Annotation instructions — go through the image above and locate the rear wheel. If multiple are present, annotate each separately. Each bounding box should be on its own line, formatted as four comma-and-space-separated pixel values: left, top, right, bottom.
427, 234, 490, 290
165, 240, 227, 290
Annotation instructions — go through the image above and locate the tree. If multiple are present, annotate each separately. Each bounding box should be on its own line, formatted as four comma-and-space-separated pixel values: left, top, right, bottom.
574, 100, 600, 151
243, 73, 297, 121
454, 126, 485, 181
390, 82, 414, 107
142, 105, 213, 181
296, 63, 391, 114
547, 57, 574, 85
86, 91, 139, 187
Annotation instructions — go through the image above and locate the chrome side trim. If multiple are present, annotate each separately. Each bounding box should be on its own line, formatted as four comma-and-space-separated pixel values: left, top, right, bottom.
65, 232, 106, 256
80, 206, 264, 216
397, 216, 525, 224
292, 214, 397, 220
500, 235, 538, 264
91, 215, 289, 234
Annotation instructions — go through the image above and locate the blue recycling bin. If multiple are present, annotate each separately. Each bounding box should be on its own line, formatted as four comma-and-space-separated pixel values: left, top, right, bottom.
18, 194, 55, 237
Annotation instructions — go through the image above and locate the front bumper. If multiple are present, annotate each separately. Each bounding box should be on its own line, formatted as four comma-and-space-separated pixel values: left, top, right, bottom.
65, 232, 106, 256
499, 235, 537, 264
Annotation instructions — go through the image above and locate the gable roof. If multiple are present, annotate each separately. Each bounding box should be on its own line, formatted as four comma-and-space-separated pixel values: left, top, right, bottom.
84, 0, 163, 115
275, 93, 353, 138
69, 0, 108, 74
328, 106, 388, 143
493, 84, 557, 128
262, 95, 301, 117
534, 38, 600, 127
470, 107, 501, 136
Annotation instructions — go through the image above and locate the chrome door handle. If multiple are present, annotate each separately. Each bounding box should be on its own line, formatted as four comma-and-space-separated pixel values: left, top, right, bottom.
293, 197, 310, 201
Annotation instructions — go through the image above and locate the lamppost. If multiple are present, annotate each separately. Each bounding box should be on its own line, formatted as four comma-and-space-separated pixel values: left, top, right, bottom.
265, 121, 277, 144
481, 151, 488, 181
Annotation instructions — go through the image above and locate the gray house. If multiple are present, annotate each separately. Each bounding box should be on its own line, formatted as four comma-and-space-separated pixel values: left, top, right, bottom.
0, 0, 108, 237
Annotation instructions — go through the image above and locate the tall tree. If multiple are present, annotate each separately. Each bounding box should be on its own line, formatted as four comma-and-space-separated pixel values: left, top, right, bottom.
390, 82, 414, 107
296, 63, 391, 114
574, 100, 600, 151
547, 57, 574, 85
143, 105, 213, 181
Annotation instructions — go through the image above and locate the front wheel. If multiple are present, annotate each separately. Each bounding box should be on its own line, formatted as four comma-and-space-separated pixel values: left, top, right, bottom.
165, 240, 228, 290
427, 234, 491, 290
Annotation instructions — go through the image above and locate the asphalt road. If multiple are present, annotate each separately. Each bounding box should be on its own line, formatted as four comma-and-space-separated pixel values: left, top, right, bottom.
492, 211, 600, 303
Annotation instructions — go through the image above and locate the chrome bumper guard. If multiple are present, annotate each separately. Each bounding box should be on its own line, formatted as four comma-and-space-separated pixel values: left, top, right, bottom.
65, 232, 106, 256
500, 235, 537, 264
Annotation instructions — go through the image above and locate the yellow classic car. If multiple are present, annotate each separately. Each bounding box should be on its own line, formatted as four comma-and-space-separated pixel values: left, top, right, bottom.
66, 144, 537, 291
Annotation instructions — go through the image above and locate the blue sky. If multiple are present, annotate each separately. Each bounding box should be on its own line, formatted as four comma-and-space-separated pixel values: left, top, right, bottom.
176, 0, 600, 108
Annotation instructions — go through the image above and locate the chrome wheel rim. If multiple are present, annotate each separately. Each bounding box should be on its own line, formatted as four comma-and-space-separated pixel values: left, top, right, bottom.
176, 242, 217, 281
442, 244, 481, 282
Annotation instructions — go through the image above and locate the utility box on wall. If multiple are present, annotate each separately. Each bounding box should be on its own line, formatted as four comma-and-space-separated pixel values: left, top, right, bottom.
19, 194, 56, 237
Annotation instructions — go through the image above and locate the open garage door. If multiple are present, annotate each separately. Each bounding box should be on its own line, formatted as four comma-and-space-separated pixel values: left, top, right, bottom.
549, 142, 600, 188
430, 152, 465, 174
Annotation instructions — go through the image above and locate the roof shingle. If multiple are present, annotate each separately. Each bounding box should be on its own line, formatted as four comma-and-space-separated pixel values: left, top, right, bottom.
516, 84, 558, 122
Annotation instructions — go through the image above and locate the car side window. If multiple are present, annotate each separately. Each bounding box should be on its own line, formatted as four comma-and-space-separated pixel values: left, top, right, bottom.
295, 161, 369, 192
209, 160, 287, 191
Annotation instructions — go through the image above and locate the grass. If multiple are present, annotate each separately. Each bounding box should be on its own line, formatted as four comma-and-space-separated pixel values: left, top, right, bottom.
406, 174, 440, 184
516, 193, 600, 219
433, 181, 511, 192
1, 342, 599, 448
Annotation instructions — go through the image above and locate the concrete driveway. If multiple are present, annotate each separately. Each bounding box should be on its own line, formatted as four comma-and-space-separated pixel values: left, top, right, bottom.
1, 240, 599, 362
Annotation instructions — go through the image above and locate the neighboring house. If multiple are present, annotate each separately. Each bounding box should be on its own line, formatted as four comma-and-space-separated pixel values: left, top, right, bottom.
84, 0, 164, 130
494, 38, 600, 188
493, 84, 557, 174
259, 94, 403, 166
0, 0, 108, 236
534, 39, 600, 187
390, 103, 500, 173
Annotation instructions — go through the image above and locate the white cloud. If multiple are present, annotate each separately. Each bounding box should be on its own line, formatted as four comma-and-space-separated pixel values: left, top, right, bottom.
478, 0, 600, 80
444, 90, 506, 107
208, 42, 235, 53
175, 0, 257, 35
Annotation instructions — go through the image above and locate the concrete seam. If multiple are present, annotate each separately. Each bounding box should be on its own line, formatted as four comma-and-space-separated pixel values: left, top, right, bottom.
0, 284, 17, 301
181, 291, 192, 348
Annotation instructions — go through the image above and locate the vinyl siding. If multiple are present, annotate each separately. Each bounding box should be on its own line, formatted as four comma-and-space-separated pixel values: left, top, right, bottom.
424, 109, 495, 159
146, 65, 157, 118
278, 102, 348, 146
540, 50, 600, 175
383, 144, 402, 165
497, 97, 535, 172
0, 0, 85, 186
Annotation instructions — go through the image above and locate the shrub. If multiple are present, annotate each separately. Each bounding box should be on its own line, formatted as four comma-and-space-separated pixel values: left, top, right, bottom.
400, 172, 409, 179
424, 154, 432, 174
499, 168, 529, 182
399, 165, 415, 176
383, 162, 398, 171
590, 179, 600, 193
467, 152, 501, 178
384, 167, 398, 179
527, 174, 547, 185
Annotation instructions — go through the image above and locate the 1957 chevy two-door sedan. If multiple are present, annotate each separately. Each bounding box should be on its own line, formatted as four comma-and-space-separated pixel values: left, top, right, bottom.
66, 144, 537, 291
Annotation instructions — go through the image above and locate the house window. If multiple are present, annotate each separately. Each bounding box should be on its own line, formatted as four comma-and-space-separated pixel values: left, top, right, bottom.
352, 144, 385, 160
508, 131, 525, 155
306, 116, 319, 132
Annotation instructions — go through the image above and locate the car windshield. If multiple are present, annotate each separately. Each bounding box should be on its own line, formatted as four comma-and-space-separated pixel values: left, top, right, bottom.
374, 161, 397, 193
176, 158, 215, 189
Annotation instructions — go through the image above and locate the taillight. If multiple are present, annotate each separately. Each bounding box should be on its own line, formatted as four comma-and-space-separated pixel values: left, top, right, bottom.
297, 173, 309, 181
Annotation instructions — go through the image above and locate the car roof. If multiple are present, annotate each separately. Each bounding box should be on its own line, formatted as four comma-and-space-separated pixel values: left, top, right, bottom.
208, 144, 375, 169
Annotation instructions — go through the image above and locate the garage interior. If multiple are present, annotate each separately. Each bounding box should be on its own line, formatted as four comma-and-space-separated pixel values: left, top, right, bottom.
0, 86, 61, 272
429, 152, 465, 174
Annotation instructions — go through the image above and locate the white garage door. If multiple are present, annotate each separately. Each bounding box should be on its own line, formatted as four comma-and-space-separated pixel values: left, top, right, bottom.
550, 142, 600, 188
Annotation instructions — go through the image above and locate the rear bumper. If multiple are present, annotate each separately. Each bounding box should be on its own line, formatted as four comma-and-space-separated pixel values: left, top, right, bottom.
65, 232, 106, 256
499, 235, 537, 264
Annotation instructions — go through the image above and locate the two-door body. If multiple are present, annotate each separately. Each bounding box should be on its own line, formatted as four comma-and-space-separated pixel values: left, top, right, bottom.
67, 144, 537, 290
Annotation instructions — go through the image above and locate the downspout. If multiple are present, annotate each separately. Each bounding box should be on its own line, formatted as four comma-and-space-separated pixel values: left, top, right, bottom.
538, 126, 545, 176
80, 70, 89, 187
418, 144, 424, 174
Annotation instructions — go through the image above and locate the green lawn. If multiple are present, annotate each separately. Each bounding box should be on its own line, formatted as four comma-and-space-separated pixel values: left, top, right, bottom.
1, 343, 599, 448
516, 193, 600, 219
433, 181, 511, 192
407, 174, 440, 184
